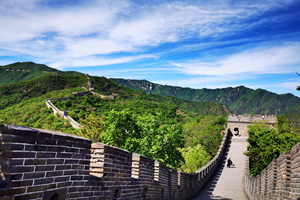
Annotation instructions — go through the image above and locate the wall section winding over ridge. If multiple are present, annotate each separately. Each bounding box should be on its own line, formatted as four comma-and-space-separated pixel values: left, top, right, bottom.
0, 124, 230, 200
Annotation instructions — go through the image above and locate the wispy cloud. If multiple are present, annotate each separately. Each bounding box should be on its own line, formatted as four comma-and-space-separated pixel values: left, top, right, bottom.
172, 42, 300, 76
48, 54, 158, 69
1, 0, 298, 69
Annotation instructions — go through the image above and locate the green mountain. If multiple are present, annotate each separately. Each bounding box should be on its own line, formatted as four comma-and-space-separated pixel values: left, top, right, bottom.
0, 62, 82, 86
110, 78, 300, 115
0, 62, 229, 130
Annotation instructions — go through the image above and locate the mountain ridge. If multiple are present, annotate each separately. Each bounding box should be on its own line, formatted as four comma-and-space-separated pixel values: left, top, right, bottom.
0, 62, 82, 86
110, 78, 300, 115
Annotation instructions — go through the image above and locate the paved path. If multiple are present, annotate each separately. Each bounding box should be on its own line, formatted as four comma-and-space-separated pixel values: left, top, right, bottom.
190, 136, 249, 200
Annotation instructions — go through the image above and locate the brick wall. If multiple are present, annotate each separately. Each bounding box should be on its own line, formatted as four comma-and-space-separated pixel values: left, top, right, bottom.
245, 142, 300, 200
0, 124, 231, 200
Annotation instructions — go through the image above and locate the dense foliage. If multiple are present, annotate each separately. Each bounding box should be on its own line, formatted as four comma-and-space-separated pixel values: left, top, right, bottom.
0, 62, 227, 171
112, 78, 300, 115
245, 114, 300, 176
179, 116, 226, 172
75, 110, 185, 168
0, 89, 85, 132
0, 74, 88, 110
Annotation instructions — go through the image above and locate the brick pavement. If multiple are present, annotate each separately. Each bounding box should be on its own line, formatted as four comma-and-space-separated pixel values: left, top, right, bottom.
190, 136, 249, 200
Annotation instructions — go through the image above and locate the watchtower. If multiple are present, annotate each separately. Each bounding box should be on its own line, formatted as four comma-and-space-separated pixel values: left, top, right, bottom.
227, 114, 276, 136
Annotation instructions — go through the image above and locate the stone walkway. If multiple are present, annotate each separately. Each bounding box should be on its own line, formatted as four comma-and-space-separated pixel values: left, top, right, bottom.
190, 136, 249, 200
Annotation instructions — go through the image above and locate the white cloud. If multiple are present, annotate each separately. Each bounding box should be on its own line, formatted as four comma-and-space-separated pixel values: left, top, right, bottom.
48, 54, 158, 69
1, 0, 297, 58
172, 43, 300, 76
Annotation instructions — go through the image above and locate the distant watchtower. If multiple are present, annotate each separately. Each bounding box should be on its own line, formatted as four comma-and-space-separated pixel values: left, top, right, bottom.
227, 114, 277, 137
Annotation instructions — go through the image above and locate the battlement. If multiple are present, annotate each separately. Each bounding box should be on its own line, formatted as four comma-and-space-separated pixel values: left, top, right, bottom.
245, 142, 300, 199
227, 114, 277, 137
228, 114, 277, 123
0, 124, 231, 200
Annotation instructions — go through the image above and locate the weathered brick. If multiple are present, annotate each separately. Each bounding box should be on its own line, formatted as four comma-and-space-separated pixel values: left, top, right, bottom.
36, 152, 56, 158
65, 159, 79, 164
57, 152, 73, 158
57, 140, 73, 147
14, 192, 43, 200
1, 151, 36, 159
1, 135, 36, 144
65, 147, 79, 153
82, 191, 94, 196
34, 178, 54, 185
72, 164, 84, 170
54, 176, 70, 182
72, 154, 85, 159
24, 159, 46, 165
63, 170, 78, 175
79, 160, 90, 165
26, 185, 48, 193
46, 158, 64, 165
0, 143, 24, 150
0, 159, 24, 167
10, 180, 33, 187
57, 181, 72, 188
0, 187, 26, 196
47, 146, 65, 152
68, 187, 78, 192
0, 125, 38, 137
23, 172, 45, 179
72, 181, 86, 186
78, 187, 90, 192
71, 175, 84, 181
3, 165, 34, 173
25, 144, 47, 151
55, 164, 72, 170
36, 138, 57, 145
35, 165, 55, 171
5, 173, 23, 181
69, 192, 82, 198
46, 171, 64, 177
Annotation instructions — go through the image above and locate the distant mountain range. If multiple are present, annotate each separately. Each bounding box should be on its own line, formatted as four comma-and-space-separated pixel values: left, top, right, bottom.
0, 62, 229, 121
1, 62, 299, 115
110, 78, 300, 115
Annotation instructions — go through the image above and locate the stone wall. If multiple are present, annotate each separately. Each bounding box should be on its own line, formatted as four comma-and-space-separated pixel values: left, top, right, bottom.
245, 142, 300, 200
227, 114, 276, 137
46, 100, 82, 129
0, 124, 231, 200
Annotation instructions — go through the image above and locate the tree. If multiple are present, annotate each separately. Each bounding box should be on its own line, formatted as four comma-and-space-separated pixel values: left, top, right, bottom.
179, 144, 211, 173
183, 115, 225, 157
245, 120, 300, 176
98, 109, 185, 168
75, 114, 106, 142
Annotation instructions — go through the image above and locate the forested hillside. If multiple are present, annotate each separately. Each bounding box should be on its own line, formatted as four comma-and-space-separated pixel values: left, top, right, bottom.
0, 62, 229, 171
111, 78, 300, 115
0, 62, 82, 86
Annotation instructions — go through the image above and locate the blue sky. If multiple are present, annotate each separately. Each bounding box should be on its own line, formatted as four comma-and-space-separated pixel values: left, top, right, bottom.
0, 0, 300, 97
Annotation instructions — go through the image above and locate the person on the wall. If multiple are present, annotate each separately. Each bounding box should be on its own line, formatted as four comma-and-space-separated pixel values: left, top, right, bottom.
227, 158, 233, 168
234, 130, 239, 136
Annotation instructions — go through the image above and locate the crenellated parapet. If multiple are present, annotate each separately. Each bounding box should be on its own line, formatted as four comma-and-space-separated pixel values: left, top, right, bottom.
0, 124, 231, 200
245, 142, 300, 200
227, 114, 277, 136
228, 114, 276, 123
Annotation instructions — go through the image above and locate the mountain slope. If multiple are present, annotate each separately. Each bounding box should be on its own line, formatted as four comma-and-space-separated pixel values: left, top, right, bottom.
0, 62, 82, 86
111, 78, 300, 115
0, 64, 229, 131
